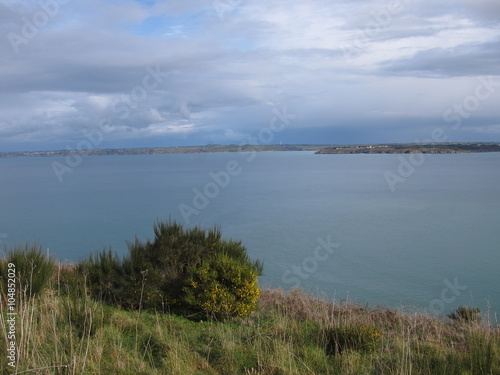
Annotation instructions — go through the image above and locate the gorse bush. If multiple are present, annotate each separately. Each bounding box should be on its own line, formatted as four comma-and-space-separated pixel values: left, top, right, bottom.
0, 243, 54, 299
80, 248, 126, 305
56, 263, 86, 297
81, 220, 263, 319
183, 253, 261, 320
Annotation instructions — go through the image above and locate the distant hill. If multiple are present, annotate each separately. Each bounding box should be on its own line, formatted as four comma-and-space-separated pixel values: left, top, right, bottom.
0, 144, 322, 158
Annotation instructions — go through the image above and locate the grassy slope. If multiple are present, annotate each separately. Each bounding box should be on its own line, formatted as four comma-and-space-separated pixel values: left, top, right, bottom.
1, 282, 499, 375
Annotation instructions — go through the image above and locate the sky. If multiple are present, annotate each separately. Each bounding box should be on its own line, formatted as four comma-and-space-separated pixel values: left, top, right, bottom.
1, 0, 500, 152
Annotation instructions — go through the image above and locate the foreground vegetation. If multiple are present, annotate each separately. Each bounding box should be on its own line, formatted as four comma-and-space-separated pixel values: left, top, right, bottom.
1, 285, 499, 374
1, 224, 499, 374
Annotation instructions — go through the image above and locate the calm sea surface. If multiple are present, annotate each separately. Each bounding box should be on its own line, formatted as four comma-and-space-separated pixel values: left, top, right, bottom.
1, 151, 499, 318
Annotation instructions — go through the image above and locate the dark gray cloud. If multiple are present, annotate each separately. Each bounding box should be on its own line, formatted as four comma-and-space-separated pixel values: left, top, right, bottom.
380, 39, 500, 77
452, 0, 500, 25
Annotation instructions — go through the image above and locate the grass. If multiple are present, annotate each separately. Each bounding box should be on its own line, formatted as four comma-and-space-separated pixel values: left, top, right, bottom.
1, 267, 499, 375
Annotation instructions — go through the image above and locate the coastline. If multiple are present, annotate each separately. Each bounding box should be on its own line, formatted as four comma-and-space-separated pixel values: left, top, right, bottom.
2, 142, 500, 158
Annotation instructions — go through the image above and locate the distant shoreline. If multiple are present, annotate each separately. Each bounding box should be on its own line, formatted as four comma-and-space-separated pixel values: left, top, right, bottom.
315, 142, 500, 155
1, 142, 500, 158
0, 144, 320, 158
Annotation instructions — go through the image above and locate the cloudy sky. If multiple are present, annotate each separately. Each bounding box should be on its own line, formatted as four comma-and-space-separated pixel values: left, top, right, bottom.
1, 0, 500, 151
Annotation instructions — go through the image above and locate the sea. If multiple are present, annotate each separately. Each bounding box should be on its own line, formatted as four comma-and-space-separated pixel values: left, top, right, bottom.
1, 151, 499, 320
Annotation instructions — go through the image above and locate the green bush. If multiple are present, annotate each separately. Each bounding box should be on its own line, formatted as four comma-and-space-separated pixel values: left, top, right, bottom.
0, 243, 55, 299
82, 220, 263, 319
183, 253, 261, 320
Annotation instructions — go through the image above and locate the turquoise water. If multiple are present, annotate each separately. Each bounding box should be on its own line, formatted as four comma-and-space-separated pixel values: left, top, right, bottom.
1, 151, 499, 318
